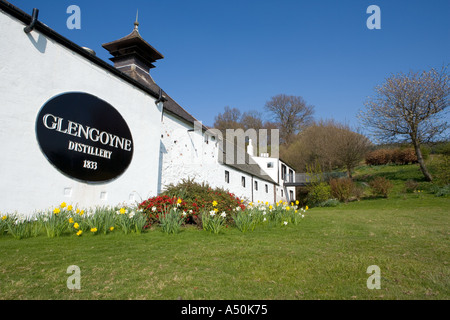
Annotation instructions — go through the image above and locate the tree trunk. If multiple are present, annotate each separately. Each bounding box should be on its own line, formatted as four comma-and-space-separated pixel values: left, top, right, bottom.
412, 140, 433, 182
346, 166, 353, 179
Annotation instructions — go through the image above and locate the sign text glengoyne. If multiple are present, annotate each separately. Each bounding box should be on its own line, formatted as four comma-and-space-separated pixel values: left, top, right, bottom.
36, 92, 134, 183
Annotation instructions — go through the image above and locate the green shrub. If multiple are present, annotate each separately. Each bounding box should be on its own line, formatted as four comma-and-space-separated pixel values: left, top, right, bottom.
430, 184, 450, 197
369, 177, 394, 198
307, 182, 331, 205
434, 141, 450, 156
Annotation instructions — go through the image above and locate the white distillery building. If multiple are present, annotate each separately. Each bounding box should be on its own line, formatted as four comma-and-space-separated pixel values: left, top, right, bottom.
0, 0, 296, 215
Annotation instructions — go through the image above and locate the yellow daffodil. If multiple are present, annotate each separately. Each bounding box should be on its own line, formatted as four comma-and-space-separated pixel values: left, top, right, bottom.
60, 202, 67, 208
53, 208, 60, 214
67, 205, 73, 211
177, 198, 182, 204
79, 210, 84, 216
305, 206, 309, 210
76, 230, 82, 236
269, 205, 273, 210
212, 201, 218, 207
109, 227, 114, 231
76, 208, 80, 214
214, 208, 218, 213
73, 223, 80, 229
119, 208, 126, 214
68, 217, 74, 224
90, 228, 97, 233
286, 206, 290, 211
295, 200, 299, 205
1, 215, 7, 221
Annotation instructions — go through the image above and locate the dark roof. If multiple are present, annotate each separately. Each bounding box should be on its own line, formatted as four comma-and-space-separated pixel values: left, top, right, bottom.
102, 28, 164, 69
218, 137, 276, 184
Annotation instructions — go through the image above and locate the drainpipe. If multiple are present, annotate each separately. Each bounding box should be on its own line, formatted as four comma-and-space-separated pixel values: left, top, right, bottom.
24, 8, 39, 33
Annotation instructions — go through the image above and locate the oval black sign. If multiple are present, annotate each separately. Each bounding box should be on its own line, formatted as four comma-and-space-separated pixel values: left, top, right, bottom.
36, 92, 134, 183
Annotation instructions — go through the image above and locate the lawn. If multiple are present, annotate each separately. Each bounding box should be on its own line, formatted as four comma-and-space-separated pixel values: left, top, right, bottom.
0, 163, 448, 300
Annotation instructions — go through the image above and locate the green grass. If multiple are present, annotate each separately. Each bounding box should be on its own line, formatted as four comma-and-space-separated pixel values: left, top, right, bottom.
0, 163, 449, 300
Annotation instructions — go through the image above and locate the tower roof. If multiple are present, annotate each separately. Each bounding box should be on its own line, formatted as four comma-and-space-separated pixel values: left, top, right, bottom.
102, 24, 164, 70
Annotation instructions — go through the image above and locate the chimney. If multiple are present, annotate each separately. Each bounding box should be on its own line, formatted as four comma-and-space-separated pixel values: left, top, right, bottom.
102, 18, 164, 83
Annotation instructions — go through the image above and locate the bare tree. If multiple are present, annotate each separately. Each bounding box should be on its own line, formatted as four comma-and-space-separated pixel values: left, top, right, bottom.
265, 94, 314, 145
333, 124, 372, 178
213, 106, 242, 132
280, 120, 372, 177
359, 66, 449, 181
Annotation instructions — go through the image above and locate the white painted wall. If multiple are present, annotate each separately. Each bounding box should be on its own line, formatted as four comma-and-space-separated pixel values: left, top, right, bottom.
160, 114, 275, 204
0, 10, 161, 215
252, 156, 297, 203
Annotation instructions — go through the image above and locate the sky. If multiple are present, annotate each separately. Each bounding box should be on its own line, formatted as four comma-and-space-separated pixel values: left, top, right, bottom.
11, 0, 450, 133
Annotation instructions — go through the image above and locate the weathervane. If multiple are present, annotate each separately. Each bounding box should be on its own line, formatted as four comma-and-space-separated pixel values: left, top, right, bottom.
134, 9, 139, 30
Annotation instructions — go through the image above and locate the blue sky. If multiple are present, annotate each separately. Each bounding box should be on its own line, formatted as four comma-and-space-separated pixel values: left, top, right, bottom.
12, 0, 450, 132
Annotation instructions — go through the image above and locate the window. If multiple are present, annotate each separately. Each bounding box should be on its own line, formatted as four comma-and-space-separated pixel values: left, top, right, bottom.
267, 162, 274, 168
265, 184, 268, 193
288, 169, 294, 183
241, 176, 246, 188
281, 189, 284, 197
289, 190, 294, 201
225, 170, 230, 183
254, 181, 258, 191
281, 164, 287, 181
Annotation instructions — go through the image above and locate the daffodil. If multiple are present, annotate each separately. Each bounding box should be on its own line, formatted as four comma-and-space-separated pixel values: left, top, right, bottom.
212, 200, 218, 207
119, 208, 126, 214
109, 227, 114, 231
286, 206, 290, 211
295, 200, 299, 205
67, 205, 73, 211
283, 221, 288, 225
305, 206, 309, 210
1, 215, 7, 221
53, 208, 60, 214
90, 228, 97, 233
76, 230, 83, 236
177, 198, 182, 204
68, 217, 74, 224
73, 223, 79, 229
60, 202, 67, 209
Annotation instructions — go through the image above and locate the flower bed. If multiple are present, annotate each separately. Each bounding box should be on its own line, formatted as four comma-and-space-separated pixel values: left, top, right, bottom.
0, 198, 308, 239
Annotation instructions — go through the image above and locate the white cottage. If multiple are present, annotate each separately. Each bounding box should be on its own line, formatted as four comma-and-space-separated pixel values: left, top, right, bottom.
0, 0, 295, 215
